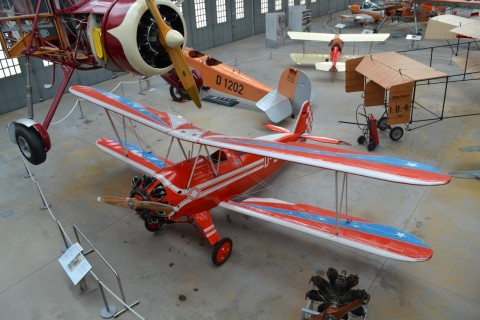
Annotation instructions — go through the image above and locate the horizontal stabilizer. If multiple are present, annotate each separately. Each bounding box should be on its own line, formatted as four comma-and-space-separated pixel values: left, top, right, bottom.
262, 122, 291, 133
316, 62, 346, 72
290, 53, 330, 65
220, 198, 433, 262
256, 89, 293, 123
301, 133, 351, 146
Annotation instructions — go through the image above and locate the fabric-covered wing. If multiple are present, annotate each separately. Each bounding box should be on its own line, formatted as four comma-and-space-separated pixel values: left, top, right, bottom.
219, 198, 432, 262
288, 31, 336, 42
96, 138, 173, 174
197, 135, 450, 186
70, 85, 450, 186
69, 85, 202, 134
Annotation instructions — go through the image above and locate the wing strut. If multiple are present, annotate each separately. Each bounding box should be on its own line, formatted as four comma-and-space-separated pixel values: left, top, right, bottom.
335, 171, 349, 235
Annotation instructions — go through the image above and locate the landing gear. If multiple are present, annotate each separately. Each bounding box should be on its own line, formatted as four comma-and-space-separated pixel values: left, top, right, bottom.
212, 237, 232, 266
389, 126, 404, 141
169, 85, 190, 102
15, 125, 47, 165
7, 120, 51, 165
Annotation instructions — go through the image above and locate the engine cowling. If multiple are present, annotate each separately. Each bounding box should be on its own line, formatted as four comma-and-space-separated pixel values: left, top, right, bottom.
102, 0, 186, 76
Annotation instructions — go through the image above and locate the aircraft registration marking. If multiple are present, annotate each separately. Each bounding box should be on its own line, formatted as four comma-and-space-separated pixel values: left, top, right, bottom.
215, 75, 244, 95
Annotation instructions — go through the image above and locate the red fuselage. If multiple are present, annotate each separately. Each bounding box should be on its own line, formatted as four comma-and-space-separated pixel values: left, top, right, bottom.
148, 134, 302, 219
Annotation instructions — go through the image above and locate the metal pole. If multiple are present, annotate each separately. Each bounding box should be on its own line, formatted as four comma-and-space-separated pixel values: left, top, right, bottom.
335, 171, 339, 235
25, 57, 33, 119
77, 100, 85, 119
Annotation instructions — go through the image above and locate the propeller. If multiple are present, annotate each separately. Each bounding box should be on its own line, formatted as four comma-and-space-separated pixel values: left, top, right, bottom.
145, 0, 202, 108
97, 196, 176, 212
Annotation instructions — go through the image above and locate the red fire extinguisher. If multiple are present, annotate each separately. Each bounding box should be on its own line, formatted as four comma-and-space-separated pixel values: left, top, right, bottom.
367, 114, 379, 151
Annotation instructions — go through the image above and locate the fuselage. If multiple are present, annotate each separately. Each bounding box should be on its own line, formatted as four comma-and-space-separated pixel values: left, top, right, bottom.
152, 132, 302, 219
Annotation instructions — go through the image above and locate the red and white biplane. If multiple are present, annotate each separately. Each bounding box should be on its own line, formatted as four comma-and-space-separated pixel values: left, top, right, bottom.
69, 85, 451, 266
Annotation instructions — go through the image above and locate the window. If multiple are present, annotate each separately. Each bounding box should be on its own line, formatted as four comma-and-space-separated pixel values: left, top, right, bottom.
288, 0, 294, 6
311, 0, 317, 3
235, 0, 244, 19
43, 60, 53, 67
300, 0, 306, 4
216, 0, 227, 23
194, 0, 207, 28
275, 0, 282, 10
261, 0, 268, 13
0, 48, 21, 79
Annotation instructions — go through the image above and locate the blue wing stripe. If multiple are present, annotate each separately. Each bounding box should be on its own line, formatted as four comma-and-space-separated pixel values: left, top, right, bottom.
92, 87, 170, 127
244, 203, 429, 248
208, 137, 441, 173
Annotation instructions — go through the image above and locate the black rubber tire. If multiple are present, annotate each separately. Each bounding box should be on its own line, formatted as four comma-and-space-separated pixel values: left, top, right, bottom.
212, 237, 233, 266
389, 126, 404, 141
15, 125, 46, 165
367, 142, 376, 152
377, 117, 388, 131
144, 220, 162, 232
169, 86, 183, 102
357, 135, 367, 145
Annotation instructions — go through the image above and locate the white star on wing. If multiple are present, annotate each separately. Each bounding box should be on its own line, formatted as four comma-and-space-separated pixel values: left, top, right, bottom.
396, 232, 406, 238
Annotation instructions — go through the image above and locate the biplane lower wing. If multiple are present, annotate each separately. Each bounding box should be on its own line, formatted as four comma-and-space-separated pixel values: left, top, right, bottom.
96, 138, 173, 174
70, 85, 450, 186
219, 198, 432, 262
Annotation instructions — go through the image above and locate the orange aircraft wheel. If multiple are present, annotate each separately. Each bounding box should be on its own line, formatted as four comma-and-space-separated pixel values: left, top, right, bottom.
144, 220, 161, 232
212, 237, 232, 266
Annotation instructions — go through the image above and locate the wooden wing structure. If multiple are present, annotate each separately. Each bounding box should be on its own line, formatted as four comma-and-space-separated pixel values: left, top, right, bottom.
345, 52, 447, 125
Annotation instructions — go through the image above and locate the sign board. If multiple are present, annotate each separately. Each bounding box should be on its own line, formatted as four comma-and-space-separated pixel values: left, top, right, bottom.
387, 82, 414, 125
406, 34, 422, 41
58, 243, 92, 285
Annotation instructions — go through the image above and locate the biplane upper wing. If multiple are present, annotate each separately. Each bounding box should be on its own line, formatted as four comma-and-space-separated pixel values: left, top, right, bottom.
219, 198, 432, 262
70, 85, 450, 186
288, 31, 390, 43
425, 14, 480, 40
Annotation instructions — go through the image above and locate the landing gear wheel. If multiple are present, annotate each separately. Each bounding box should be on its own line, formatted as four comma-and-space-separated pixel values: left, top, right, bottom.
144, 219, 162, 232
377, 117, 388, 131
169, 86, 186, 102
212, 237, 232, 266
389, 126, 404, 141
357, 135, 366, 145
367, 142, 376, 151
15, 125, 46, 165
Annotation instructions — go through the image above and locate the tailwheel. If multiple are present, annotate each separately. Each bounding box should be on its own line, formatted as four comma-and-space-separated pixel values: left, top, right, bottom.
212, 237, 232, 266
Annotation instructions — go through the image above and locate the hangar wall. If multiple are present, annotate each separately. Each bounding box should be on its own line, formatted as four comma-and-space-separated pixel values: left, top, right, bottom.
0, 0, 351, 115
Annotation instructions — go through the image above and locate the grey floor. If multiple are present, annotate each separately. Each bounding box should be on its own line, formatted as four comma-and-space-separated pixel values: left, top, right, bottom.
1, 13, 479, 320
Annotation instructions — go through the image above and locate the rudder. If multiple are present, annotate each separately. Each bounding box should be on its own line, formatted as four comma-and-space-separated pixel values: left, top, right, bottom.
293, 101, 313, 135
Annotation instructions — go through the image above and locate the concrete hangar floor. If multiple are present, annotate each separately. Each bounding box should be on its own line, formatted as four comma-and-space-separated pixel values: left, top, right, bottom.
0, 12, 479, 320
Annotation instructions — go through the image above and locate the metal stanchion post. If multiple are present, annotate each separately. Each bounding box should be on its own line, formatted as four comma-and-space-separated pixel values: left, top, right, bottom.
98, 281, 116, 319
78, 100, 85, 119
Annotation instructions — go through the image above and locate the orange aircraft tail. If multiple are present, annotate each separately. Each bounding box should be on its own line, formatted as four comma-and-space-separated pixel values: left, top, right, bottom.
293, 101, 313, 135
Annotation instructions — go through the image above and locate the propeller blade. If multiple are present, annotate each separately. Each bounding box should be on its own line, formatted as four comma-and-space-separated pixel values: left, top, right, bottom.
145, 0, 202, 108
97, 196, 176, 212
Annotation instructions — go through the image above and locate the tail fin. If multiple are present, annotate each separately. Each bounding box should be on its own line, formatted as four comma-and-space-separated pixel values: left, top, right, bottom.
293, 101, 313, 135
256, 67, 311, 123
